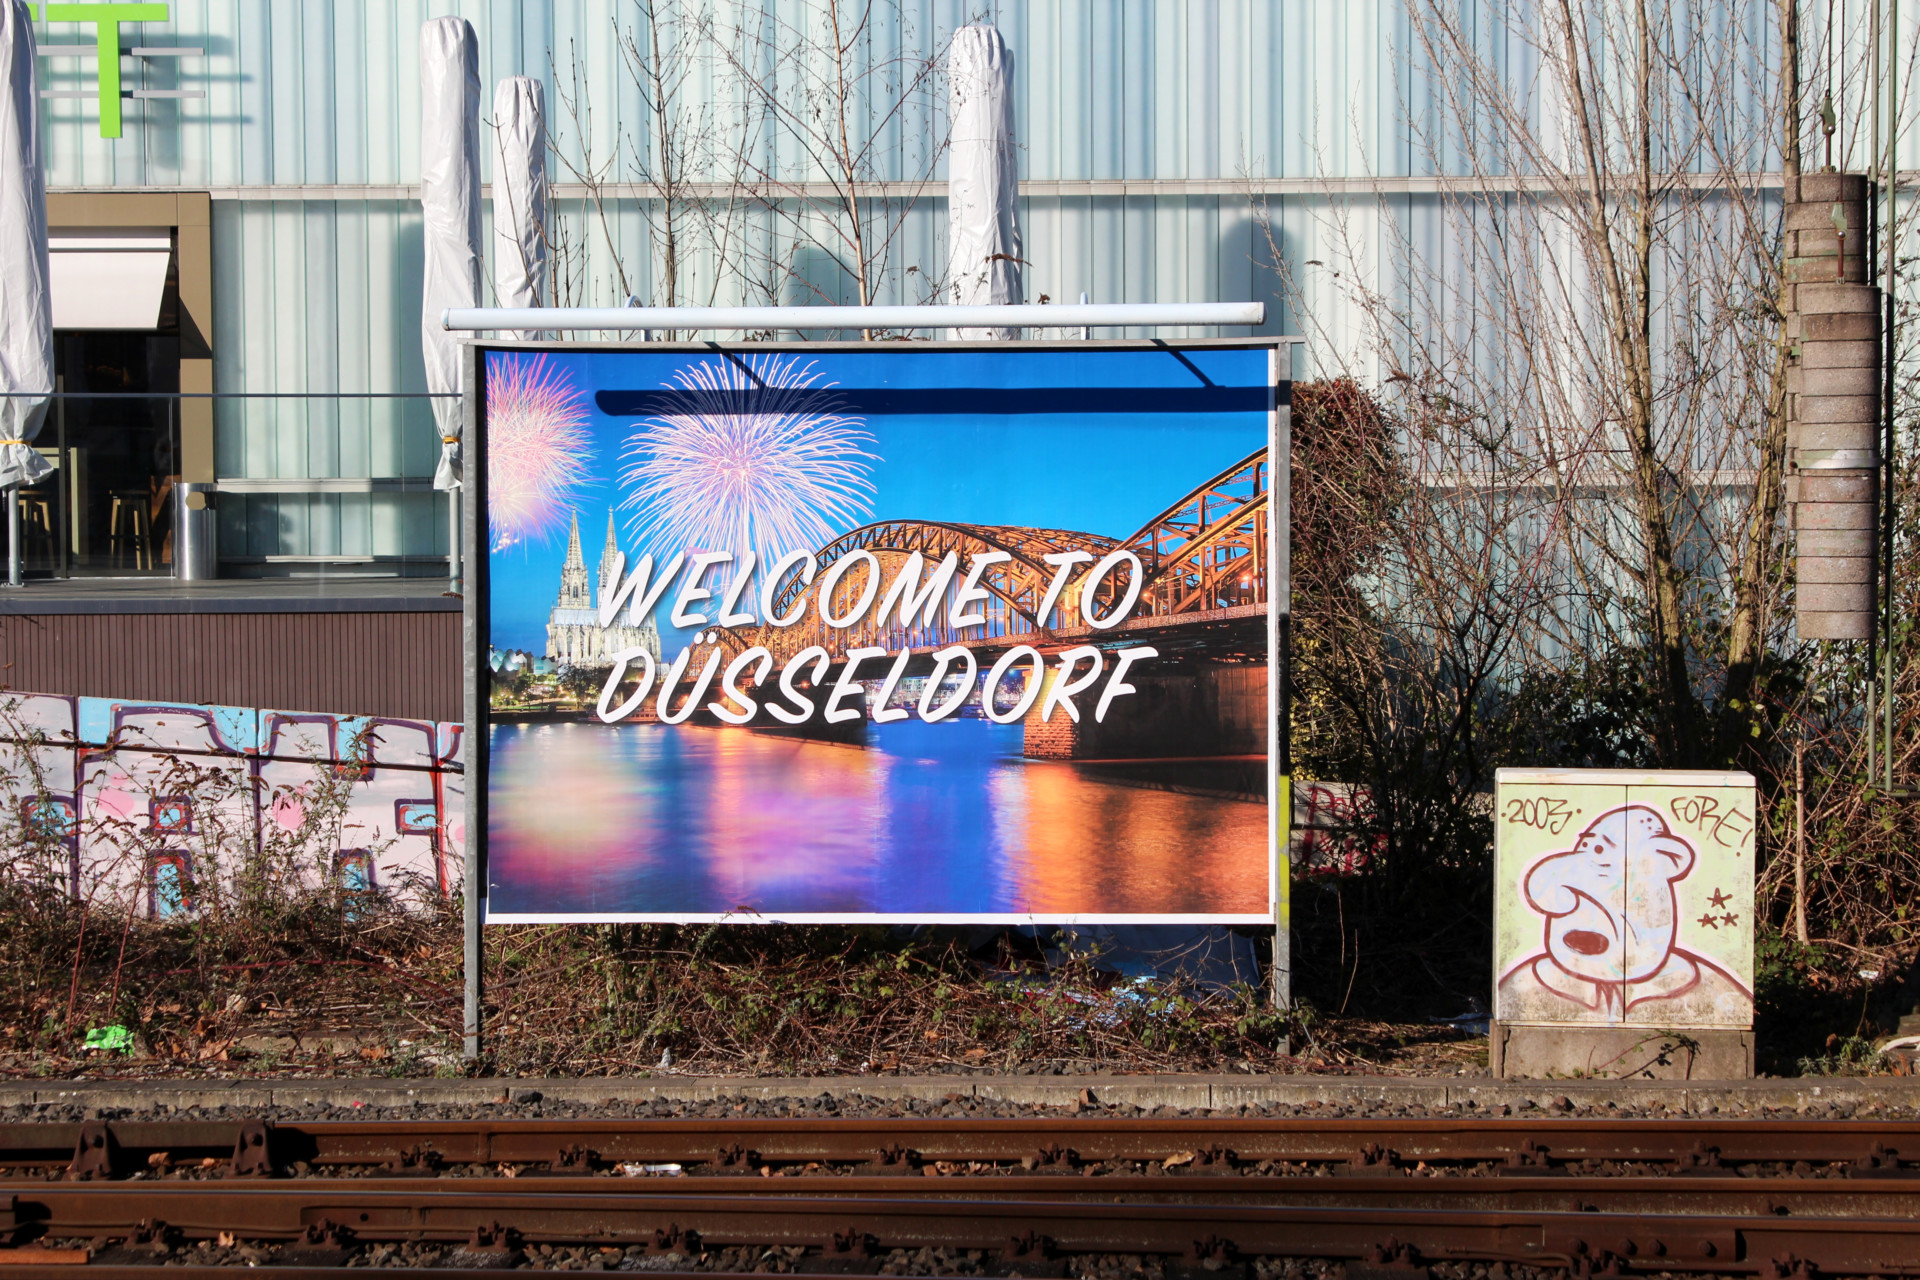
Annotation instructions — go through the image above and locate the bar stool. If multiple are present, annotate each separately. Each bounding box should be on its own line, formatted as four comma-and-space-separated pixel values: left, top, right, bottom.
109, 490, 152, 570
19, 497, 52, 562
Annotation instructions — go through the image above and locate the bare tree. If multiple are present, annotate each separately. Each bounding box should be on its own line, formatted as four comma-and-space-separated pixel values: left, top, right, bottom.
546, 37, 638, 309
539, 1, 958, 340
1245, 0, 1833, 1009
614, 0, 760, 329
1271, 0, 1805, 772
545, 3, 759, 331
715, 0, 955, 335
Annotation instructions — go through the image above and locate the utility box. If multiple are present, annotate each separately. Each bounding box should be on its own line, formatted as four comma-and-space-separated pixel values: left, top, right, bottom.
1491, 768, 1756, 1079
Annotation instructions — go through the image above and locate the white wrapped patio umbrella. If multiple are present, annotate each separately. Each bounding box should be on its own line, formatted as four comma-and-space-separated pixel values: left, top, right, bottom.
0, 0, 53, 586
493, 76, 547, 340
421, 15, 482, 590
946, 24, 1022, 341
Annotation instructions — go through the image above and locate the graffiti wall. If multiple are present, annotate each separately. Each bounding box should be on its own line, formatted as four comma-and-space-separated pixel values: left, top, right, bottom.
1289, 780, 1383, 878
0, 691, 464, 914
1493, 768, 1755, 1030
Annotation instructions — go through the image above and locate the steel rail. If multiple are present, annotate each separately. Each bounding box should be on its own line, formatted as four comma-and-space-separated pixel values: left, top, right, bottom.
6, 1173, 1919, 1215
0, 1270, 707, 1280
2, 1117, 1915, 1173
6, 1183, 1920, 1275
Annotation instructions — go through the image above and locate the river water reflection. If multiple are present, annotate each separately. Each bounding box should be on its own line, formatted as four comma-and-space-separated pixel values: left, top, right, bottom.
487, 719, 1268, 919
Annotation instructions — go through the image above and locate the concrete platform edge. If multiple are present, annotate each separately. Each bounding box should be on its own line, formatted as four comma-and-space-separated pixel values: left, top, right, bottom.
4, 1074, 1918, 1112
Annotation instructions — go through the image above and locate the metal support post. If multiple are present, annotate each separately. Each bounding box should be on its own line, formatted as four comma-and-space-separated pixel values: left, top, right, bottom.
1270, 342, 1292, 1013
1882, 0, 1900, 791
448, 487, 462, 596
55, 380, 67, 577
5, 489, 17, 588
460, 341, 483, 1060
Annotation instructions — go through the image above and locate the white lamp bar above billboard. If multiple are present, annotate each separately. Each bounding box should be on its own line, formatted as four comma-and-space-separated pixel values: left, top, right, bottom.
441, 301, 1267, 332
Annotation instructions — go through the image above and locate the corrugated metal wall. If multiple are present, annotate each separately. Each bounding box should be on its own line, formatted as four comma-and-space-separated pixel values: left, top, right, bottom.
34, 1, 1918, 565
0, 610, 462, 721
43, 2, 1392, 187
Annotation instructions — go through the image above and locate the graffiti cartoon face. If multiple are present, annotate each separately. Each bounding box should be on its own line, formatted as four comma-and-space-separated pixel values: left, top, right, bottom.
1522, 806, 1696, 985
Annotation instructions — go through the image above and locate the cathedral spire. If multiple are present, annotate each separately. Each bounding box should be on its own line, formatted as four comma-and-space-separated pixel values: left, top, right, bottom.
597, 512, 621, 605
546, 507, 662, 670
557, 510, 591, 609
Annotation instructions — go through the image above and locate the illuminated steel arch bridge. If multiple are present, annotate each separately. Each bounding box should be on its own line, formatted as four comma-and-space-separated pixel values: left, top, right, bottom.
703, 445, 1271, 669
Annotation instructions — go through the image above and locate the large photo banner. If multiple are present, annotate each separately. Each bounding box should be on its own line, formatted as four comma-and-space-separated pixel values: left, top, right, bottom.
477, 341, 1281, 923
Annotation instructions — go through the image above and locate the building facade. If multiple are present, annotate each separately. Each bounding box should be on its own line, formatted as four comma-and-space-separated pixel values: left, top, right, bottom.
18, 0, 1375, 580
19, 0, 1912, 583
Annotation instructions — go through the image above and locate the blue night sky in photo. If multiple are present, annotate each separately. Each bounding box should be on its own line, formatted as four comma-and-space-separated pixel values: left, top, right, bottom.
485, 344, 1274, 654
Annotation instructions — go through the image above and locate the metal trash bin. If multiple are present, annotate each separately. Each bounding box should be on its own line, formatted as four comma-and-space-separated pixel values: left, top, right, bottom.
174, 481, 218, 580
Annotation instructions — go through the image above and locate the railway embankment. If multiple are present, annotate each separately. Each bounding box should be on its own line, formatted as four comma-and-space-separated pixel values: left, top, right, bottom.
7, 1074, 1920, 1119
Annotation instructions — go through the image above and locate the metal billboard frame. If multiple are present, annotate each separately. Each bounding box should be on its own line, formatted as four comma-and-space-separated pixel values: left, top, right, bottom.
460, 337, 1294, 1058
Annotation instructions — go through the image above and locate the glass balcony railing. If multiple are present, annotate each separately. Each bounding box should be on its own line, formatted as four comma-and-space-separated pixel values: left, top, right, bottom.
1, 392, 454, 580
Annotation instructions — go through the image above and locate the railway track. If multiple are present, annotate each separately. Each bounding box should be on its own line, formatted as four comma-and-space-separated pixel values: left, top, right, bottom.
0, 1116, 1916, 1276
4, 1116, 1917, 1176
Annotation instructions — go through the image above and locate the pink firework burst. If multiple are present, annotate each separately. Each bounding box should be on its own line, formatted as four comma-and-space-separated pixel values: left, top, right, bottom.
618, 355, 877, 564
487, 354, 594, 550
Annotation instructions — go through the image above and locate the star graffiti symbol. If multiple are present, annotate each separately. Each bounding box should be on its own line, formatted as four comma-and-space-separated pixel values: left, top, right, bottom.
1697, 913, 1720, 930
1720, 912, 1740, 928
1709, 889, 1732, 909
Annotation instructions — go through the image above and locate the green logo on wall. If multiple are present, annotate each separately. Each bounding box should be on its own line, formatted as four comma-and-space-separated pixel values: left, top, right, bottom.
30, 3, 171, 139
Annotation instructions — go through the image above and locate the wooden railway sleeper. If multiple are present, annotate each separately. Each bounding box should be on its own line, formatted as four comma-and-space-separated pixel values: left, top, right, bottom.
520, 1144, 599, 1177
1567, 1254, 1628, 1280
863, 1144, 920, 1177
274, 1217, 357, 1269
712, 1144, 760, 1174
1185, 1233, 1238, 1264
647, 1224, 700, 1256
1030, 1143, 1078, 1172
1346, 1235, 1427, 1280
1181, 1144, 1238, 1175
1845, 1142, 1912, 1178
1496, 1139, 1566, 1178
825, 1224, 876, 1261
1000, 1230, 1063, 1279
383, 1143, 443, 1177
467, 1220, 522, 1254
1339, 1143, 1402, 1177
1671, 1142, 1725, 1178
77, 1216, 180, 1266
1005, 1230, 1053, 1262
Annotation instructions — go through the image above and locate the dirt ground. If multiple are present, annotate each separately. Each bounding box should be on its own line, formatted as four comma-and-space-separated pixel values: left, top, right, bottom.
0, 914, 1492, 1081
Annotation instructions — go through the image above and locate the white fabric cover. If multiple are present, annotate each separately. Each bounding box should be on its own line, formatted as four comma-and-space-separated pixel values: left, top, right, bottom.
492, 77, 547, 340
421, 16, 482, 492
0, 0, 52, 490
946, 24, 1022, 341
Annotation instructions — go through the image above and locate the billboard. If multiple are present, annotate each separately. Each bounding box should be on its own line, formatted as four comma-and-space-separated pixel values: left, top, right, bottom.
1493, 768, 1756, 1030
473, 341, 1282, 924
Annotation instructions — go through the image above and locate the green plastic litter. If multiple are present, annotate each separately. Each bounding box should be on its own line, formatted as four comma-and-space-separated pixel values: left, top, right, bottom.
83, 1025, 133, 1052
